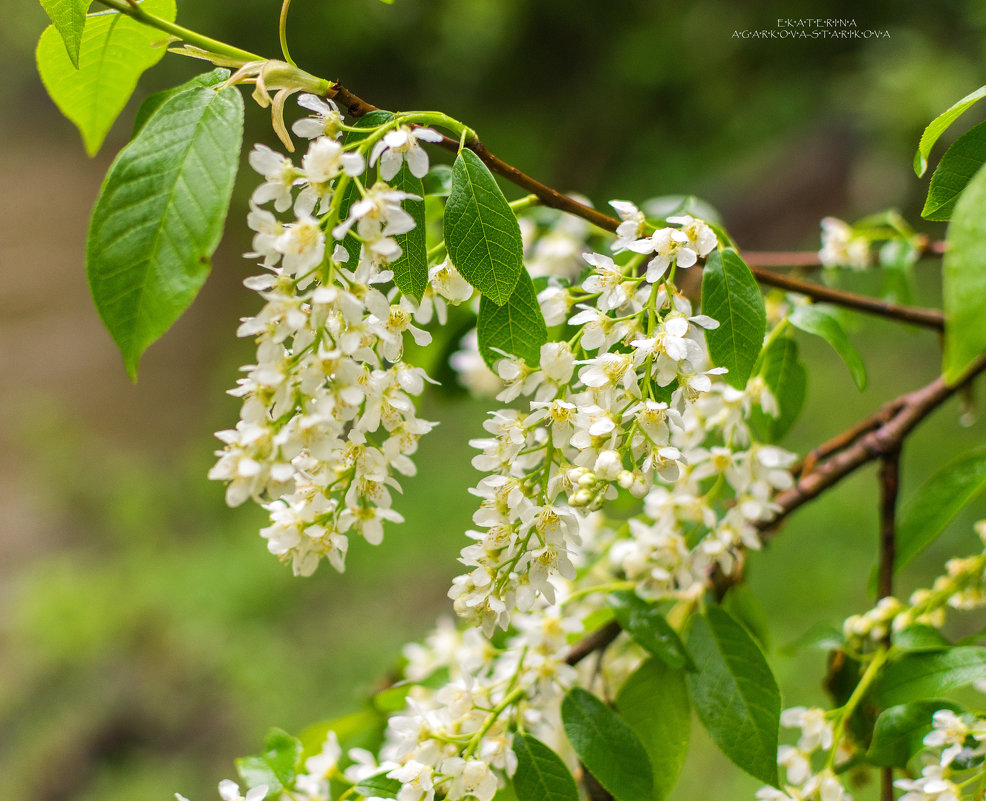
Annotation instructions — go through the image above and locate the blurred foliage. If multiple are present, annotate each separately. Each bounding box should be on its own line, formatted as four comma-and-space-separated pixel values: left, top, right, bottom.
5, 1, 986, 800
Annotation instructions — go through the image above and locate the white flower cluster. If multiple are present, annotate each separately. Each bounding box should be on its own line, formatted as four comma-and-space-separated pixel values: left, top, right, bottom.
757, 707, 851, 801
209, 96, 473, 576
890, 709, 986, 801
843, 521, 986, 646
450, 207, 793, 635
818, 217, 871, 270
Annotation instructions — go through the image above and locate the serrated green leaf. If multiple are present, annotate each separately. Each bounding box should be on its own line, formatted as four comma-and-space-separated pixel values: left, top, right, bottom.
616, 658, 691, 801
701, 248, 766, 388
685, 606, 780, 787
339, 110, 395, 265
893, 625, 951, 653
87, 80, 244, 380
388, 162, 428, 300
944, 161, 986, 384
749, 336, 806, 443
895, 447, 986, 572
512, 733, 579, 801
722, 583, 772, 652
915, 85, 986, 177
236, 728, 302, 793
788, 304, 867, 390
873, 647, 986, 707
477, 269, 547, 367
444, 148, 524, 305
36, 0, 177, 155
561, 688, 653, 801
868, 700, 962, 767
355, 770, 402, 799
923, 120, 986, 221
132, 68, 229, 139
608, 591, 695, 671
39, 0, 91, 68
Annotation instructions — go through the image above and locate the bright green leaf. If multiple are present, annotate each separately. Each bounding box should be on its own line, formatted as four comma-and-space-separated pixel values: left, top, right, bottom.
701, 248, 766, 388
477, 269, 547, 367
608, 591, 695, 671
896, 446, 986, 571
131, 68, 229, 138
943, 160, 986, 384
915, 85, 986, 177
873, 647, 986, 707
39, 0, 90, 68
297, 710, 384, 761
868, 700, 962, 767
87, 80, 244, 380
789, 304, 867, 390
616, 659, 691, 801
893, 625, 952, 653
444, 148, 524, 305
512, 733, 579, 801
236, 728, 302, 793
750, 336, 807, 443
923, 120, 986, 221
722, 582, 772, 652
561, 687, 653, 801
36, 0, 177, 155
355, 771, 402, 799
685, 605, 781, 787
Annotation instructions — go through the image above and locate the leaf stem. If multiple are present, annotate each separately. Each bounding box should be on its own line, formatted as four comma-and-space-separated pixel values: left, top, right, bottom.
279, 0, 297, 67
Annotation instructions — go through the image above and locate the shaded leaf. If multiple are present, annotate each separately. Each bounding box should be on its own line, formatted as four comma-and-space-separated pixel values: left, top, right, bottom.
444, 148, 524, 305
915, 85, 986, 177
609, 591, 695, 671
893, 625, 951, 653
868, 700, 962, 767
236, 728, 302, 794
561, 688, 653, 801
36, 0, 177, 155
923, 120, 986, 221
477, 269, 547, 367
873, 647, 986, 707
339, 110, 395, 265
750, 336, 806, 442
616, 658, 691, 801
685, 606, 780, 787
789, 304, 867, 390
512, 733, 579, 801
701, 248, 766, 388
39, 0, 90, 68
896, 446, 986, 571
355, 771, 401, 799
87, 80, 244, 380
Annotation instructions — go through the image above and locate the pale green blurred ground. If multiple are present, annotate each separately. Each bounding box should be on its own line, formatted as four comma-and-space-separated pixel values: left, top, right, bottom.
3, 2, 986, 800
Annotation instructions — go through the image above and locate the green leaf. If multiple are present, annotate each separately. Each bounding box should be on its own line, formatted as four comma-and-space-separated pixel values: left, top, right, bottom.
896, 446, 986, 570
616, 659, 691, 801
701, 248, 766, 388
339, 110, 395, 265
943, 160, 986, 384
444, 148, 524, 305
685, 605, 781, 787
780, 623, 845, 656
749, 336, 807, 443
868, 701, 962, 767
915, 85, 986, 177
424, 163, 454, 197
388, 162, 428, 300
873, 647, 986, 707
477, 269, 547, 367
87, 80, 244, 380
39, 0, 91, 68
297, 709, 384, 760
608, 591, 695, 671
722, 583, 772, 651
561, 687, 653, 801
511, 733, 579, 801
131, 68, 229, 139
36, 0, 177, 155
893, 625, 951, 653
355, 771, 402, 799
923, 120, 986, 221
788, 304, 867, 390
236, 728, 303, 793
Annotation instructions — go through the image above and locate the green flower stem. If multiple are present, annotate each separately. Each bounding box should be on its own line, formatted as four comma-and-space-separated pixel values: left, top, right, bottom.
561, 581, 637, 606
509, 194, 540, 215
464, 685, 526, 757
278, 0, 297, 67
827, 645, 891, 769
96, 0, 266, 63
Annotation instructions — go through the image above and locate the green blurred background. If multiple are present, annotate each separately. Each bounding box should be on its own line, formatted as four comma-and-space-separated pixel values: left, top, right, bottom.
3, 1, 986, 799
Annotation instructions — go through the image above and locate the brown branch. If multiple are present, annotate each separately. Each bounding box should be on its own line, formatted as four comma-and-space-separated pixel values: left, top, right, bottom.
565, 620, 621, 666
749, 267, 944, 331
791, 398, 903, 477
877, 448, 901, 602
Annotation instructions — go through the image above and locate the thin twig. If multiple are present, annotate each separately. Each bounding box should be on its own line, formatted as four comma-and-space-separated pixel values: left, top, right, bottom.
877, 447, 901, 602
